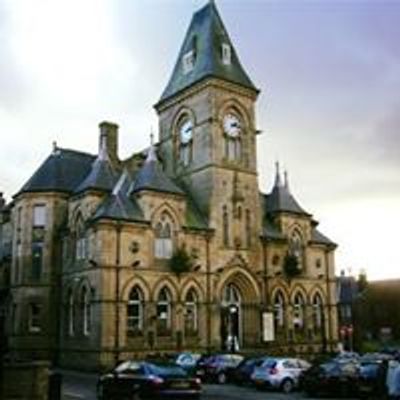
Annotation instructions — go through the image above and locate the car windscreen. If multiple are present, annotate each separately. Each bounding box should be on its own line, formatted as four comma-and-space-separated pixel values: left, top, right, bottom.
148, 364, 187, 377
261, 359, 277, 368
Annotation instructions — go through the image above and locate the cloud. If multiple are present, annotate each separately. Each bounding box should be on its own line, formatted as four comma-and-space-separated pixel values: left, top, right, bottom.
0, 2, 29, 111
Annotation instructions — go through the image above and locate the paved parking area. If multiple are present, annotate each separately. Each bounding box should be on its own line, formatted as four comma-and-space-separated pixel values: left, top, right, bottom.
61, 370, 356, 400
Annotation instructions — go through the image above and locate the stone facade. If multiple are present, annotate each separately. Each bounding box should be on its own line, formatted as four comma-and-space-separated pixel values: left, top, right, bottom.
1, 1, 338, 370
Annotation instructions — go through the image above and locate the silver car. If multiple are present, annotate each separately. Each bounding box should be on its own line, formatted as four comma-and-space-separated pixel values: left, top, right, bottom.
251, 357, 311, 393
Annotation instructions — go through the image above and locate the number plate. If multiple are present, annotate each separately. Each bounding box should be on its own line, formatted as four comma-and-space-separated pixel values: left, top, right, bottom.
171, 381, 190, 389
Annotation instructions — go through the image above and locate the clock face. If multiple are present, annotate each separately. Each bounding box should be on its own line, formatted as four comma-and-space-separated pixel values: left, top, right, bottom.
224, 113, 241, 137
179, 119, 193, 144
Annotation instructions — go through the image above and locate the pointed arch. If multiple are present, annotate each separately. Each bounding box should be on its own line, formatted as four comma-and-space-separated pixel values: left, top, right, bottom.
309, 285, 326, 304
152, 277, 179, 302
183, 287, 199, 336
270, 282, 290, 303
218, 98, 251, 130
152, 205, 178, 259
156, 285, 173, 336
292, 290, 306, 330
79, 285, 91, 335
180, 278, 205, 303
289, 284, 308, 304
151, 202, 182, 229
127, 285, 145, 335
272, 288, 286, 329
121, 275, 151, 302
216, 267, 261, 304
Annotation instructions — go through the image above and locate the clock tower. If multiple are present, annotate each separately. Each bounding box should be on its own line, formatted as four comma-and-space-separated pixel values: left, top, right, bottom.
155, 1, 262, 250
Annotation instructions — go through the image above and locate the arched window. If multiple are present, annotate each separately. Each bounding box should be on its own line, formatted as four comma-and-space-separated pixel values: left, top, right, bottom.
273, 291, 285, 329
222, 205, 229, 247
154, 212, 173, 259
75, 214, 87, 260
312, 293, 323, 332
184, 288, 198, 336
127, 286, 144, 335
223, 284, 241, 304
289, 229, 304, 269
223, 112, 242, 161
157, 287, 172, 335
67, 289, 74, 336
177, 116, 193, 166
293, 292, 305, 331
80, 286, 91, 336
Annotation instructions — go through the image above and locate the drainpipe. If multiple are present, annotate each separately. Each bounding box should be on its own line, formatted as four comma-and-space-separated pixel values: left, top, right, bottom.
114, 222, 122, 365
205, 233, 211, 352
324, 249, 333, 352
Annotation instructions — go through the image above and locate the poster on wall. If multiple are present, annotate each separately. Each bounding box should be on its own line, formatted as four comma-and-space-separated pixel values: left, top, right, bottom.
262, 312, 275, 342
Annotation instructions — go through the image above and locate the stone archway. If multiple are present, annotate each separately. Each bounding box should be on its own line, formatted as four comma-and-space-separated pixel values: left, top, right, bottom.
218, 270, 261, 351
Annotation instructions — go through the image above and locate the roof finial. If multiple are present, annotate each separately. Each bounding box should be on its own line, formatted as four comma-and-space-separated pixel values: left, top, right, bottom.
146, 128, 157, 163
274, 161, 282, 187
150, 127, 154, 146
52, 141, 57, 154
284, 169, 289, 191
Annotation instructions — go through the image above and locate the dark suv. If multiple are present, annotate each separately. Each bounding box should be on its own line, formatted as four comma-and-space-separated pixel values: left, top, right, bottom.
97, 360, 202, 400
195, 353, 244, 384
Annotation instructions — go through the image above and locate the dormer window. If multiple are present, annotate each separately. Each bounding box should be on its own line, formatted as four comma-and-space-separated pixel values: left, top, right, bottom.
182, 50, 195, 74
222, 43, 231, 65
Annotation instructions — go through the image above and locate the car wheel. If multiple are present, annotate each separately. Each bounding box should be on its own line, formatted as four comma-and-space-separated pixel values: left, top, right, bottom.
217, 372, 227, 384
281, 378, 295, 394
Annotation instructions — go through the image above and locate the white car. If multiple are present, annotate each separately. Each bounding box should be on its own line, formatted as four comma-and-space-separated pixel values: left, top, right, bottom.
251, 357, 311, 393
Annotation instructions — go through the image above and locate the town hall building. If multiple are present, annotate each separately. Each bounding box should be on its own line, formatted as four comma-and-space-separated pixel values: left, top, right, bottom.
1, 1, 338, 369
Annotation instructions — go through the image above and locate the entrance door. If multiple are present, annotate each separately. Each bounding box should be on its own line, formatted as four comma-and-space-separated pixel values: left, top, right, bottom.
221, 284, 241, 352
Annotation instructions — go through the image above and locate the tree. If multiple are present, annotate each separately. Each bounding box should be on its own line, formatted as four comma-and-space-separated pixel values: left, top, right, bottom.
283, 253, 301, 279
168, 246, 192, 275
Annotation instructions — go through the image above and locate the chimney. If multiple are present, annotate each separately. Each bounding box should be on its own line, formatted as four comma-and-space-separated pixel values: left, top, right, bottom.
0, 192, 5, 211
99, 121, 119, 163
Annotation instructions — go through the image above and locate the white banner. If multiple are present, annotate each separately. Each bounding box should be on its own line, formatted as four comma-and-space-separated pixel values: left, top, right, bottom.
262, 312, 275, 342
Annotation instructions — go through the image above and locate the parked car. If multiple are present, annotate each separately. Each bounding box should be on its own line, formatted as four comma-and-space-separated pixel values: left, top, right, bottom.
174, 352, 202, 375
230, 356, 269, 386
251, 357, 311, 393
300, 360, 359, 398
97, 360, 202, 400
195, 353, 244, 384
357, 354, 393, 398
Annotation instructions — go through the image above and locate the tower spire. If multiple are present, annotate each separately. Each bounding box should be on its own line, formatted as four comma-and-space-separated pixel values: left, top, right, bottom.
146, 128, 157, 163
284, 169, 289, 191
274, 161, 282, 187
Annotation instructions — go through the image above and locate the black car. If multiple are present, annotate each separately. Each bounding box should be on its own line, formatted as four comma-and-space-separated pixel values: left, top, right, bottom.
357, 354, 393, 398
300, 360, 359, 398
195, 353, 244, 384
97, 360, 202, 400
230, 356, 268, 385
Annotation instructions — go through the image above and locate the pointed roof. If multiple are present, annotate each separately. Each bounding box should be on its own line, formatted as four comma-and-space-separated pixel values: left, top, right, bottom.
74, 141, 119, 194
265, 165, 311, 216
311, 228, 336, 247
92, 170, 145, 223
130, 144, 185, 196
18, 147, 95, 196
158, 1, 257, 104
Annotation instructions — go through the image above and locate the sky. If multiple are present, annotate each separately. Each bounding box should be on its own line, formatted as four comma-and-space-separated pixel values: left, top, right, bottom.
0, 0, 399, 280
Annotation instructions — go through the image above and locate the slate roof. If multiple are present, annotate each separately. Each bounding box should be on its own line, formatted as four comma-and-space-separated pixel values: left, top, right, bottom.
18, 148, 95, 195
74, 150, 119, 194
92, 171, 144, 223
311, 228, 336, 247
266, 184, 310, 216
130, 146, 185, 196
158, 1, 257, 104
